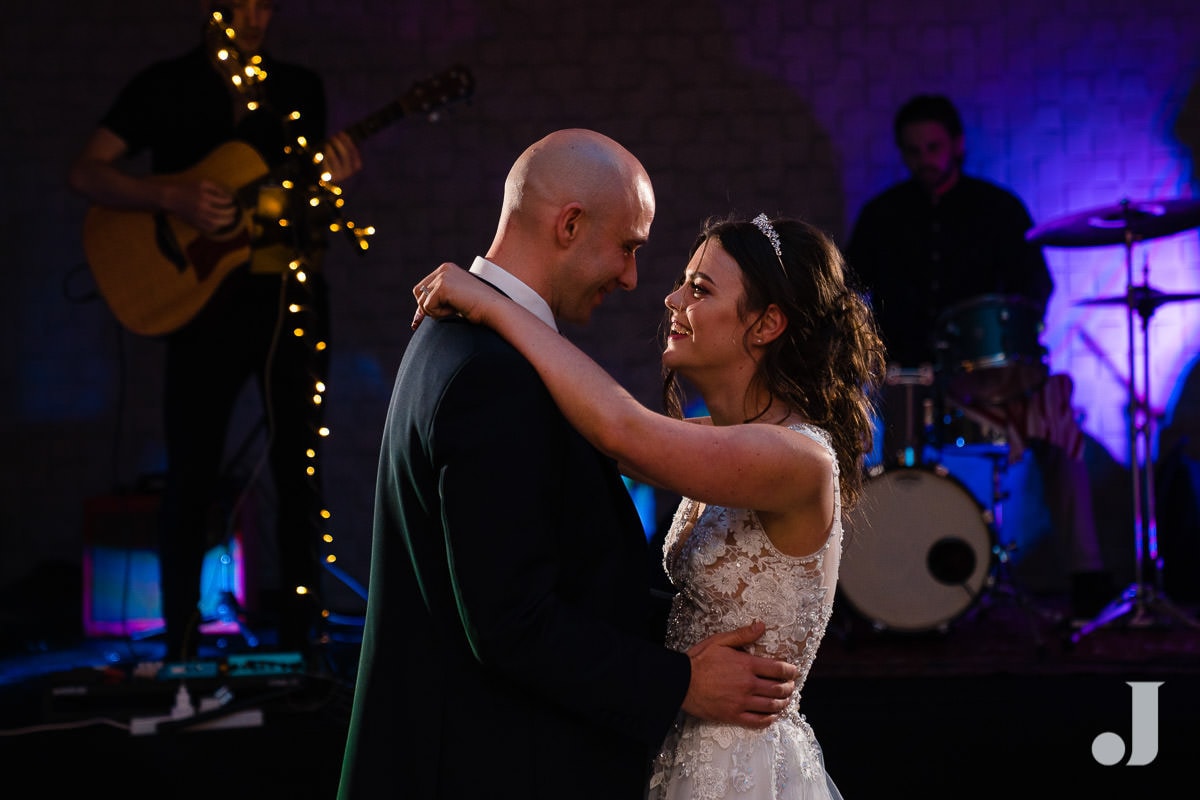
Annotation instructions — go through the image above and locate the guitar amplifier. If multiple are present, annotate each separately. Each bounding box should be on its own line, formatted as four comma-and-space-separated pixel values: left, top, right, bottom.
82, 492, 252, 638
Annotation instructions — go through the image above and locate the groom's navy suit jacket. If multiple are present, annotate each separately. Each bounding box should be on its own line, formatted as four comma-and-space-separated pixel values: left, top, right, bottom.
339, 287, 690, 799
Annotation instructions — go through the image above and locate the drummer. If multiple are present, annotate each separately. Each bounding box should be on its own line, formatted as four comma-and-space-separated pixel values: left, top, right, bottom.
844, 93, 1112, 621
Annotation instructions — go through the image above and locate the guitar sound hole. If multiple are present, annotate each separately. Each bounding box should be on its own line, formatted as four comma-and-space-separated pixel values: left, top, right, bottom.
153, 212, 188, 272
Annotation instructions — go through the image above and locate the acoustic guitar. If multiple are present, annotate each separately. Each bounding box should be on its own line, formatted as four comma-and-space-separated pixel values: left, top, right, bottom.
82, 64, 474, 337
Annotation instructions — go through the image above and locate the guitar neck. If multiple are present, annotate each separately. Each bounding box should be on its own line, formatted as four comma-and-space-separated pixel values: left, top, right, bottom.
343, 100, 408, 146
342, 63, 474, 146
230, 64, 475, 198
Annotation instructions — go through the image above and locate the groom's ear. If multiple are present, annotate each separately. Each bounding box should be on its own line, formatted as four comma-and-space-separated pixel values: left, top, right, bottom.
556, 203, 585, 247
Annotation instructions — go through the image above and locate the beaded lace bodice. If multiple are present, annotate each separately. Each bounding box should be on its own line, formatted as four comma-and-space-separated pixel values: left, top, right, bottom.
649, 423, 842, 800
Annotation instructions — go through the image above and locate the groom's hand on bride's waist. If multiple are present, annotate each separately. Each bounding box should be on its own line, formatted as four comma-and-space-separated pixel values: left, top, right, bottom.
680, 620, 798, 729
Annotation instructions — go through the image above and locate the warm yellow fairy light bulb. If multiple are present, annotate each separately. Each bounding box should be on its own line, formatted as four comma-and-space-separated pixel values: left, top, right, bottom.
288, 303, 300, 313
289, 110, 301, 120
320, 509, 331, 520
307, 466, 316, 476
293, 327, 305, 337
329, 222, 341, 232
318, 427, 330, 437
315, 341, 327, 351
322, 533, 333, 543
306, 448, 316, 458
295, 586, 309, 596
321, 171, 333, 183
217, 49, 229, 61
296, 271, 307, 283
315, 381, 326, 392
325, 554, 337, 564
313, 395, 323, 406
296, 136, 308, 148
282, 180, 294, 189
312, 151, 325, 163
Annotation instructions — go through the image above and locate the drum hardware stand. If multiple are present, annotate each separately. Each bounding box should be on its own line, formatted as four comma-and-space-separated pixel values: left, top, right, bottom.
885, 363, 936, 467
968, 446, 1050, 651
1069, 213, 1200, 644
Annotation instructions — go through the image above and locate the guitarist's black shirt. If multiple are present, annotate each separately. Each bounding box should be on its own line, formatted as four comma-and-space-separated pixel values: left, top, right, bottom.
99, 45, 332, 263
100, 45, 327, 176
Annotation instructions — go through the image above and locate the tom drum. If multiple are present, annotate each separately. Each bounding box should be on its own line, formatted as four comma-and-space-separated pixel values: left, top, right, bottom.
935, 294, 1048, 406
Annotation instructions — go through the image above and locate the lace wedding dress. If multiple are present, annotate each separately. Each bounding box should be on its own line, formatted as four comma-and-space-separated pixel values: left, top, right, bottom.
647, 423, 844, 800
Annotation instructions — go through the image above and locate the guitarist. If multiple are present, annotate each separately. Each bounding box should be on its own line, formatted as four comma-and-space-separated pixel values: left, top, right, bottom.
68, 0, 362, 662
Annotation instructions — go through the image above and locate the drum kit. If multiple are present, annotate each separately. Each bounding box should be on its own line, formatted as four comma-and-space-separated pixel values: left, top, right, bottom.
840, 197, 1200, 639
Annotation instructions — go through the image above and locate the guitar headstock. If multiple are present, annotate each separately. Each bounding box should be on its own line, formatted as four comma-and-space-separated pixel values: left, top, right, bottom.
401, 64, 476, 120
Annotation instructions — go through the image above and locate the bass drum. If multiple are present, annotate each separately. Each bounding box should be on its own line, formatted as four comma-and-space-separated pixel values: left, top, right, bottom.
840, 467, 995, 633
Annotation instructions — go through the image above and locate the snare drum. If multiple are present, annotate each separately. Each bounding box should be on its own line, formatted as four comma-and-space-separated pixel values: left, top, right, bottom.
840, 467, 995, 633
935, 294, 1048, 405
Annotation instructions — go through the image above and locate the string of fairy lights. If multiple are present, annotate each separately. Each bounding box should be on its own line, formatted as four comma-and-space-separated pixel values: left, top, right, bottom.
209, 9, 373, 614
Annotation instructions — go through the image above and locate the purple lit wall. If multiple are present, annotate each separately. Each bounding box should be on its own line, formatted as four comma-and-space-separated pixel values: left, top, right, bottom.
715, 2, 1200, 468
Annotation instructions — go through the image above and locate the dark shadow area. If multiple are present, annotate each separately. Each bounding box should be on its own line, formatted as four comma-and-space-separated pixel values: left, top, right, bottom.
3, 595, 1198, 799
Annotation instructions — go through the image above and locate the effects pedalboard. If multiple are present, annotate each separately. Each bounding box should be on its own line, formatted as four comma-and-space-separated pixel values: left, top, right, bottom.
45, 652, 308, 736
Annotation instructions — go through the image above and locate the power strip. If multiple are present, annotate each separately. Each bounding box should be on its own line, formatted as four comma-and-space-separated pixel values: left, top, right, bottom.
129, 684, 263, 736
130, 706, 263, 736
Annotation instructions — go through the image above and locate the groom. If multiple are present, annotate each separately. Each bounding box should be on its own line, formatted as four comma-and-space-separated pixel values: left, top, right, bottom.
337, 129, 798, 799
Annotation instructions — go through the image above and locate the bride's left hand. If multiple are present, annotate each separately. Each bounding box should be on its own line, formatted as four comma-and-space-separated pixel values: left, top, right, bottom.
411, 262, 486, 329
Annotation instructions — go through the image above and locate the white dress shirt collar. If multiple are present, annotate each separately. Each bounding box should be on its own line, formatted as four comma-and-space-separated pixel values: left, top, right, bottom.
468, 256, 558, 332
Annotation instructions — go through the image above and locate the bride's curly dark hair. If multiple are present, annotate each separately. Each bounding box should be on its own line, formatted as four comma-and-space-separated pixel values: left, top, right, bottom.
661, 214, 887, 510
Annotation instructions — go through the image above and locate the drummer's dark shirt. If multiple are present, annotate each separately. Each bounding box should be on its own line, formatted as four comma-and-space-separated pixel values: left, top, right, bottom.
844, 174, 1053, 366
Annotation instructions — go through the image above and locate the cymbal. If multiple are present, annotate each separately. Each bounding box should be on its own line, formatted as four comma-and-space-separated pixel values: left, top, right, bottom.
1027, 198, 1200, 247
1076, 285, 1200, 314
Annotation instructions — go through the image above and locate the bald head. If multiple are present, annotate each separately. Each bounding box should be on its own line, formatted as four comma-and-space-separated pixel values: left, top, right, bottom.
501, 128, 648, 221
487, 129, 654, 279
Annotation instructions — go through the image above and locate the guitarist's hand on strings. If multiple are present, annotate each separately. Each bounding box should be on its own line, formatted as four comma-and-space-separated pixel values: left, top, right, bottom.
68, 127, 237, 237
162, 180, 238, 235
321, 132, 363, 184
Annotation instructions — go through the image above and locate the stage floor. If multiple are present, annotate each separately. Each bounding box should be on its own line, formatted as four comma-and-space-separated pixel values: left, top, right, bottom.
1, 588, 1197, 799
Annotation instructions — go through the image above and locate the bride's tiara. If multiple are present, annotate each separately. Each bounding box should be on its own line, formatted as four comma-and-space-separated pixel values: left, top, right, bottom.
751, 213, 787, 277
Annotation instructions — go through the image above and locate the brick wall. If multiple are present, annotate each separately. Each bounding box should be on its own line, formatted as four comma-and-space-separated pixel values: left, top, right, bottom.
3, 0, 1198, 610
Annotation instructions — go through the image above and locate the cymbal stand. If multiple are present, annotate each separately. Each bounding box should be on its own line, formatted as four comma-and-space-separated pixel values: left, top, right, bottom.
1072, 215, 1200, 643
